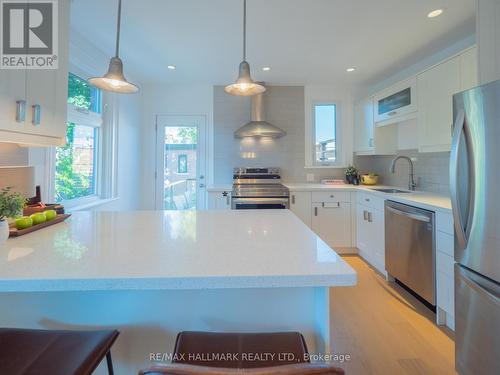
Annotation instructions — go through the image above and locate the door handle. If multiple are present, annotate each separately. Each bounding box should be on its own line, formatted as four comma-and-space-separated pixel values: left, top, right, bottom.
367, 212, 373, 223
386, 206, 430, 223
16, 100, 26, 122
460, 267, 500, 305
450, 109, 474, 249
363, 210, 368, 221
32, 104, 41, 125
314, 207, 318, 216
199, 183, 205, 188
291, 195, 296, 204
226, 195, 230, 206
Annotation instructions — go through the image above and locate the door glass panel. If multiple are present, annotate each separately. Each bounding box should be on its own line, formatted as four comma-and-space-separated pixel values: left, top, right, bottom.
378, 87, 411, 115
163, 126, 198, 210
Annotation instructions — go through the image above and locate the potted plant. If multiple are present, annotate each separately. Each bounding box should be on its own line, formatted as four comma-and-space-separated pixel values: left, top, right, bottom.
0, 187, 27, 245
345, 165, 358, 184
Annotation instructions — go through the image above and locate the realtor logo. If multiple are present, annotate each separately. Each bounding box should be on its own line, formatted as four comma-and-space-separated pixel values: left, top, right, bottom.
1, 0, 58, 69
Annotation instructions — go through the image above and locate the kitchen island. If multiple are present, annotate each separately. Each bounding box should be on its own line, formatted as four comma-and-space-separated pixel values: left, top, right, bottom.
0, 210, 356, 374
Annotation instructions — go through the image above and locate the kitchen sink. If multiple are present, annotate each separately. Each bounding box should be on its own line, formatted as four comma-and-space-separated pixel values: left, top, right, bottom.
371, 188, 412, 194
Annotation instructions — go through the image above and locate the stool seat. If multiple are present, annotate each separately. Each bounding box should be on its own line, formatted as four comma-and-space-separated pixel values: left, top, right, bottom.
139, 331, 345, 374
0, 328, 119, 375
173, 331, 309, 369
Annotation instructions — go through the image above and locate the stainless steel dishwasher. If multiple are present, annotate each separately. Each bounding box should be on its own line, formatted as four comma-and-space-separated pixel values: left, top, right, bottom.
385, 200, 436, 306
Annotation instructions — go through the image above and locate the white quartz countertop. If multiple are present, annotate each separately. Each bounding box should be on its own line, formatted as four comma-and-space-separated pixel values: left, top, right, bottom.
0, 210, 357, 292
208, 183, 451, 212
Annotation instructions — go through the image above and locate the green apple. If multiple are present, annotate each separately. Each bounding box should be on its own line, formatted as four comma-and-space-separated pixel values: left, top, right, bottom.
30, 212, 46, 225
15, 216, 33, 230
44, 209, 57, 221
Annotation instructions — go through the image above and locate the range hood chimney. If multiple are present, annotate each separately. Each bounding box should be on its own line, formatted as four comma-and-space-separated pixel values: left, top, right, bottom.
234, 86, 286, 139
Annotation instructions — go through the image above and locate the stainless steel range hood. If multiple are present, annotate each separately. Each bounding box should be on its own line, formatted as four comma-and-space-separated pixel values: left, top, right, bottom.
234, 87, 286, 139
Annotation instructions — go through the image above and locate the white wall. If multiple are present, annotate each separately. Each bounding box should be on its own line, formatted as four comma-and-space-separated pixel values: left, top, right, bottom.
139, 84, 213, 210
477, 0, 500, 84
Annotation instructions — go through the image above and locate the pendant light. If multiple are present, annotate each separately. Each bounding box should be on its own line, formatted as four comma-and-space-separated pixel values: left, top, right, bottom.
224, 0, 265, 96
88, 0, 139, 94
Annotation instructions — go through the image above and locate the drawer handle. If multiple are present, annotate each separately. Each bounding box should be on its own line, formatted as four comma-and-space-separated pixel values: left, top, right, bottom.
16, 100, 26, 122
330, 195, 334, 198
363, 210, 368, 221
367, 212, 373, 223
32, 104, 41, 125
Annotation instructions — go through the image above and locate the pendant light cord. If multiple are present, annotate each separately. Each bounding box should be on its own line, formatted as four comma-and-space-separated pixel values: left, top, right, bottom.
115, 0, 122, 57
243, 0, 246, 61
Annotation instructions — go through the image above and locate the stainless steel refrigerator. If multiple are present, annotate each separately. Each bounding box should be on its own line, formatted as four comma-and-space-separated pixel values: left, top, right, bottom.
451, 80, 500, 375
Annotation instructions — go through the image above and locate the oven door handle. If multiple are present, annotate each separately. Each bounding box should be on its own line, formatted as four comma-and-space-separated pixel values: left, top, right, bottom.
232, 198, 289, 205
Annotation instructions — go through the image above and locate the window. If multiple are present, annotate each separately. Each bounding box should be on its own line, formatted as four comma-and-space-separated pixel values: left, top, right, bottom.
177, 154, 188, 174
54, 73, 103, 203
313, 104, 337, 165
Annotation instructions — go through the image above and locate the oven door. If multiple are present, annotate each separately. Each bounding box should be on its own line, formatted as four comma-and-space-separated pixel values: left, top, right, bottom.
231, 197, 289, 210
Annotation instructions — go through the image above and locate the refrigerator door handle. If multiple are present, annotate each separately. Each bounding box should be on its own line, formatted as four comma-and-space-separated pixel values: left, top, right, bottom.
450, 109, 474, 249
460, 268, 500, 306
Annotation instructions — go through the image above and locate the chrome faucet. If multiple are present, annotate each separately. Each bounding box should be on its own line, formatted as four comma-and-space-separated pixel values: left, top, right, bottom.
390, 156, 417, 191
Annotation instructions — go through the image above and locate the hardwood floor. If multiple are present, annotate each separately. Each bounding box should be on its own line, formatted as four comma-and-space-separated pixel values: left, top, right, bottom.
330, 256, 456, 375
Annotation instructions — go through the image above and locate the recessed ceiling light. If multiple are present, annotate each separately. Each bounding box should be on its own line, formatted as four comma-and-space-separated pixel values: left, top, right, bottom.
262, 67, 271, 71
427, 9, 443, 18
167, 65, 176, 70
346, 67, 356, 72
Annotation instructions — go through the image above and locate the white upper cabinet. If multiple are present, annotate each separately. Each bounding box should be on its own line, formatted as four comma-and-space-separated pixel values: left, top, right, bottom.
0, 0, 69, 146
460, 47, 479, 91
354, 96, 397, 155
417, 56, 461, 153
374, 77, 418, 126
417, 47, 478, 153
354, 97, 374, 153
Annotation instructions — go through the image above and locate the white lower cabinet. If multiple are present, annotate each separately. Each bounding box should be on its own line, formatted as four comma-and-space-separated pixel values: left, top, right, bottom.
289, 192, 312, 227
207, 191, 231, 210
435, 211, 455, 330
311, 201, 352, 248
356, 200, 385, 274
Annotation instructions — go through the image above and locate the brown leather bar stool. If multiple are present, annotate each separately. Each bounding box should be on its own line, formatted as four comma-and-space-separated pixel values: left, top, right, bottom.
0, 327, 119, 375
140, 331, 344, 375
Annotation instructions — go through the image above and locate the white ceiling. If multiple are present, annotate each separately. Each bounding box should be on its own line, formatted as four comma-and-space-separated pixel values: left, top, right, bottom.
70, 0, 475, 87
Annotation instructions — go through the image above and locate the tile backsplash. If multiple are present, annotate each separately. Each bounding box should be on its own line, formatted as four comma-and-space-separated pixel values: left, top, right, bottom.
213, 85, 345, 184
354, 150, 450, 195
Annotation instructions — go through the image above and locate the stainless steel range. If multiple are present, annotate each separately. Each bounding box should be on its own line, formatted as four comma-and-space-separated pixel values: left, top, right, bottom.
231, 167, 290, 209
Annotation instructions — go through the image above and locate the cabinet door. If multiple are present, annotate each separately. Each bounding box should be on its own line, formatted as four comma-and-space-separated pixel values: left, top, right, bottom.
369, 208, 385, 273
290, 191, 312, 227
354, 97, 374, 153
417, 56, 461, 152
0, 69, 27, 133
460, 47, 478, 91
25, 0, 69, 141
208, 191, 231, 210
312, 202, 351, 248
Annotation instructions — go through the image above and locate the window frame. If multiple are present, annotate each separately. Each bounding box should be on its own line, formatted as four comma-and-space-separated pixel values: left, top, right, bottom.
310, 101, 343, 167
47, 70, 118, 210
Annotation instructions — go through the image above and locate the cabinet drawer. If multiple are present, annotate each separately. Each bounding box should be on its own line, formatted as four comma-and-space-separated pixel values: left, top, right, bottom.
311, 191, 350, 203
436, 211, 454, 235
437, 231, 454, 257
436, 251, 454, 276
356, 192, 384, 211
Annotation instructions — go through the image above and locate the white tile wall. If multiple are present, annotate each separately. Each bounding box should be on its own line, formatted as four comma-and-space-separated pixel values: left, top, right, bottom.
213, 86, 345, 184
354, 150, 450, 195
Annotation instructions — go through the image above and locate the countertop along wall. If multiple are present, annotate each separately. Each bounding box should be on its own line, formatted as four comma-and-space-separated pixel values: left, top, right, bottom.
213, 86, 348, 184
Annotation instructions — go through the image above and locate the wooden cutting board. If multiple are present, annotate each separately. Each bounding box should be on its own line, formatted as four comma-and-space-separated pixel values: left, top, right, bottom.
9, 214, 72, 237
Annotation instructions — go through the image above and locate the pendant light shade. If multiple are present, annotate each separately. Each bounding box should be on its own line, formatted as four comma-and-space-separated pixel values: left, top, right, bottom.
88, 0, 139, 94
225, 0, 265, 96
